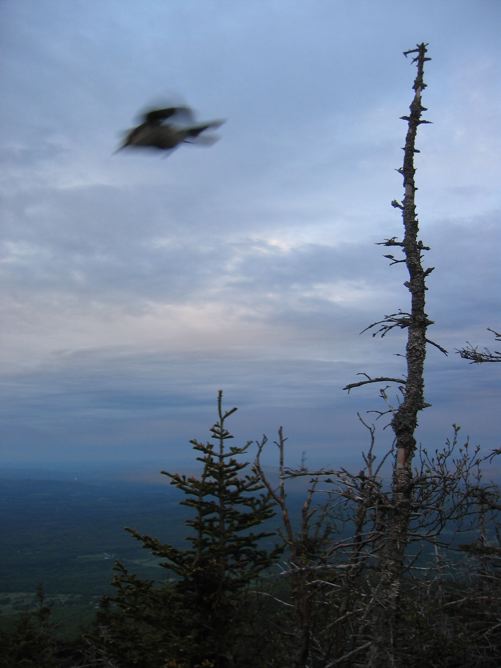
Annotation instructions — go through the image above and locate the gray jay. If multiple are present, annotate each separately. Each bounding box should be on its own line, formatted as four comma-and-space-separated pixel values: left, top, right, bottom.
117, 106, 224, 153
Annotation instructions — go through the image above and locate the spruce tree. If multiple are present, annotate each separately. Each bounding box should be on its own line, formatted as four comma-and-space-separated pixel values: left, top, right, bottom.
0, 585, 58, 668
96, 391, 280, 668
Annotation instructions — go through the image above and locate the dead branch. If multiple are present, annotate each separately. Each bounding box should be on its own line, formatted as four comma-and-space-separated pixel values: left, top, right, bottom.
458, 328, 501, 363
343, 373, 407, 392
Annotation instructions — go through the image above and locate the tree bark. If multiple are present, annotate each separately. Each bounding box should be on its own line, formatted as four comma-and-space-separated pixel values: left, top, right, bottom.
367, 43, 432, 668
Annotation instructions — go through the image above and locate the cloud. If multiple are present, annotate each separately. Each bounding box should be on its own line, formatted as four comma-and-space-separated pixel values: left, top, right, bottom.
1, 0, 501, 466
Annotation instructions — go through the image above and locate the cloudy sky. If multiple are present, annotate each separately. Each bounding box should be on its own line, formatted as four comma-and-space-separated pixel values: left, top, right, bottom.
1, 0, 500, 473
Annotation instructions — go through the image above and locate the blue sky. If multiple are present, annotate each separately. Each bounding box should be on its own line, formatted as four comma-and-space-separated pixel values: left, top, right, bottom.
1, 0, 500, 473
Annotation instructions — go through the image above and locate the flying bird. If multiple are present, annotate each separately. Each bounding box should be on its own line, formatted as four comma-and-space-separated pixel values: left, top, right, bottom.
116, 105, 224, 153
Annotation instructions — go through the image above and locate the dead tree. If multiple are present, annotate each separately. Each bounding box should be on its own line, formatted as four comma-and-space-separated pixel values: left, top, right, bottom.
344, 42, 437, 668
458, 327, 501, 363
255, 429, 338, 668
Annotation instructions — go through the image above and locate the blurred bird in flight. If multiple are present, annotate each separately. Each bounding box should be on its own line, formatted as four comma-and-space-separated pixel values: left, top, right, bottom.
116, 104, 224, 154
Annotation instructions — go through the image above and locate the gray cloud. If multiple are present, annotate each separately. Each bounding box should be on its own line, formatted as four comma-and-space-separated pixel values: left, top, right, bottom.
1, 0, 500, 467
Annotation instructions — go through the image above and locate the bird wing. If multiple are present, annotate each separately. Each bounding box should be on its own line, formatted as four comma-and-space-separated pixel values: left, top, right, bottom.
142, 106, 194, 125
182, 119, 225, 143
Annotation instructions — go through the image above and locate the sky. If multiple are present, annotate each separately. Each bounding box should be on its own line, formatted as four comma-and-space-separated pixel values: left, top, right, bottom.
1, 0, 500, 475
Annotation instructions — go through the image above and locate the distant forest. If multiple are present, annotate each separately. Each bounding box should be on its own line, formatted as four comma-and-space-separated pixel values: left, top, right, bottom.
1, 44, 500, 668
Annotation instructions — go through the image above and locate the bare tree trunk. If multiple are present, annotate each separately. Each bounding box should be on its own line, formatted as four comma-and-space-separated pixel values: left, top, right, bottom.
372, 42, 432, 668
347, 43, 434, 667
255, 430, 312, 667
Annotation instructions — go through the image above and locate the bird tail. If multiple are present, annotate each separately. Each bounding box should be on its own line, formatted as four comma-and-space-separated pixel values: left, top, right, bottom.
184, 119, 225, 140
